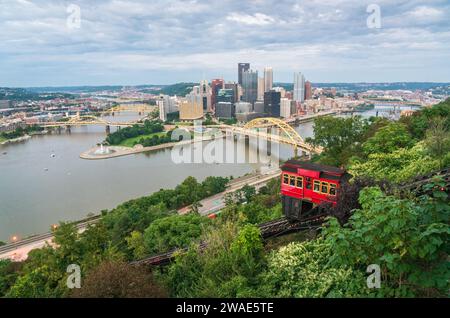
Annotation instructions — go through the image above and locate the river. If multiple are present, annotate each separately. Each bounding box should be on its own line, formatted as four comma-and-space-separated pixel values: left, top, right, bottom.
0, 106, 402, 241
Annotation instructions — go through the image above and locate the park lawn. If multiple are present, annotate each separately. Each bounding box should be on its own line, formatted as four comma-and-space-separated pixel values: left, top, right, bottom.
0, 136, 6, 143
119, 131, 167, 147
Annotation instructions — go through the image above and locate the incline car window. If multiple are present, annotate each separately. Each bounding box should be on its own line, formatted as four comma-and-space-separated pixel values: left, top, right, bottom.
289, 175, 296, 186
296, 177, 303, 188
321, 182, 329, 194
313, 180, 320, 192
330, 183, 337, 196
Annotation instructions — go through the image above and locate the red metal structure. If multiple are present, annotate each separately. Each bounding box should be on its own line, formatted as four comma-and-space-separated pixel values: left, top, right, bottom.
280, 160, 351, 220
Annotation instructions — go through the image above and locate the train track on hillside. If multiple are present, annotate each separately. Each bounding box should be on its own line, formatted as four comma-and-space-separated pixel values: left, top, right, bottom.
131, 213, 326, 267
132, 167, 450, 268
399, 167, 450, 195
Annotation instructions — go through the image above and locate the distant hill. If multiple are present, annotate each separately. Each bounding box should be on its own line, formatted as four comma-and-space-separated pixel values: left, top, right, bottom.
274, 82, 450, 92
2, 82, 448, 99
159, 82, 198, 97
0, 87, 73, 101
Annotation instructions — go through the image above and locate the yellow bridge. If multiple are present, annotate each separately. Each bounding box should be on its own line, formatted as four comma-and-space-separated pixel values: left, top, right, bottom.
36, 114, 141, 128
212, 117, 323, 155
102, 104, 156, 114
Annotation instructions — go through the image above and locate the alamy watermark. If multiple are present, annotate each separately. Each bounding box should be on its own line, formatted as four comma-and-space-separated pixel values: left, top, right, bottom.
366, 4, 381, 29
366, 264, 381, 289
170, 121, 283, 167
66, 264, 81, 289
66, 4, 81, 29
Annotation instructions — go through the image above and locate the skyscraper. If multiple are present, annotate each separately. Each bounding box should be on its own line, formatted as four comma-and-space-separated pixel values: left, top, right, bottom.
224, 82, 239, 103
280, 98, 292, 119
305, 81, 312, 100
264, 90, 281, 117
157, 95, 178, 122
264, 67, 273, 92
211, 79, 224, 109
242, 69, 258, 105
257, 77, 265, 100
293, 72, 306, 103
194, 80, 212, 113
238, 63, 250, 85
215, 102, 235, 119
216, 88, 235, 104
179, 92, 203, 120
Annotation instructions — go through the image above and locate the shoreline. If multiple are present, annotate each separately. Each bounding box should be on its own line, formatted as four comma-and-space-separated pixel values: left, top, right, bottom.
0, 135, 31, 145
0, 168, 279, 261
0, 130, 50, 146
79, 135, 221, 160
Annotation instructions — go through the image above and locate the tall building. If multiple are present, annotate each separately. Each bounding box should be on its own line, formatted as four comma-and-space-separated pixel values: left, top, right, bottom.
192, 80, 212, 113
293, 72, 306, 103
242, 69, 258, 105
305, 81, 312, 100
211, 79, 224, 109
273, 86, 286, 98
235, 102, 253, 114
264, 67, 273, 92
280, 98, 292, 119
238, 63, 250, 85
254, 101, 265, 114
157, 95, 178, 122
224, 82, 239, 103
179, 92, 203, 120
257, 77, 265, 100
264, 90, 281, 117
216, 89, 235, 104
215, 102, 235, 119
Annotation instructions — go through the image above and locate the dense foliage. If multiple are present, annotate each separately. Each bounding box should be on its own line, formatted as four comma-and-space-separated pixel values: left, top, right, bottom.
1, 176, 229, 298
323, 183, 449, 297
105, 120, 164, 145
2, 99, 448, 298
70, 261, 168, 298
1, 125, 44, 140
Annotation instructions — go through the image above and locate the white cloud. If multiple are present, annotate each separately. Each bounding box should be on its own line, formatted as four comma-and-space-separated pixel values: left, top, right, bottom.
0, 0, 449, 85
226, 12, 276, 26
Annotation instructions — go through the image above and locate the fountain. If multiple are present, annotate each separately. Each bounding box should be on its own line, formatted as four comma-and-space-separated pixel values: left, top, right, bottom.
93, 143, 114, 155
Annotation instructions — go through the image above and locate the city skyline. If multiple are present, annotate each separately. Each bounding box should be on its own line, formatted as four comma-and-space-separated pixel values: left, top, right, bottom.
1, 0, 450, 87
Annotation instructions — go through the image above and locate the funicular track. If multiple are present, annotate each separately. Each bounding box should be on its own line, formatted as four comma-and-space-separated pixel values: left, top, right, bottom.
131, 167, 450, 267
131, 212, 326, 267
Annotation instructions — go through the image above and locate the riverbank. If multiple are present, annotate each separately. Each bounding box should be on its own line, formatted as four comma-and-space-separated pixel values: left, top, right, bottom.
0, 135, 31, 145
0, 169, 279, 261
0, 130, 50, 146
80, 134, 220, 160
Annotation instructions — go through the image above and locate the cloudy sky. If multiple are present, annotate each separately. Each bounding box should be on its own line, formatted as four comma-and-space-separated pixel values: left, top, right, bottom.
1, 0, 449, 86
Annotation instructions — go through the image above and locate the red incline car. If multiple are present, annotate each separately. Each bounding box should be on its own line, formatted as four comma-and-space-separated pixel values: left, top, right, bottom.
280, 160, 351, 220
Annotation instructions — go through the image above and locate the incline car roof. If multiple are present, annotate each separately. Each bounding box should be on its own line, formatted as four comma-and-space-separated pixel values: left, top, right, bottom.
282, 160, 346, 175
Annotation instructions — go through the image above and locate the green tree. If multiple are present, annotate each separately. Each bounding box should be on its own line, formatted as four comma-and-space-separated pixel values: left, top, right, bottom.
126, 231, 147, 260
143, 214, 208, 254
424, 117, 450, 169
401, 98, 450, 139
362, 122, 413, 155
307, 116, 369, 166
259, 240, 369, 297
0, 260, 20, 297
202, 176, 229, 196
350, 142, 440, 183
323, 185, 450, 297
165, 221, 266, 297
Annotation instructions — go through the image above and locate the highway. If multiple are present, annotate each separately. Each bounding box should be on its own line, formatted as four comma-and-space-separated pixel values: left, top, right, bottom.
0, 168, 280, 262
179, 168, 280, 215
